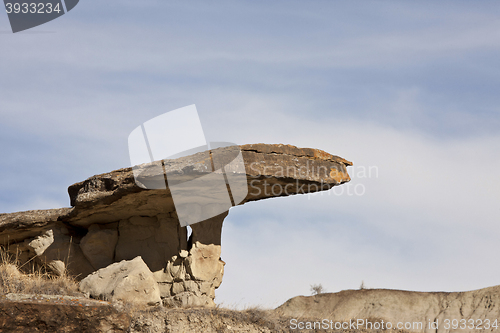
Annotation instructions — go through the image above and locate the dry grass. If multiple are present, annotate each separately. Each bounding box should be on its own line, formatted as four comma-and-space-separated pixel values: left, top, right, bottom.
0, 246, 80, 296
203, 305, 289, 332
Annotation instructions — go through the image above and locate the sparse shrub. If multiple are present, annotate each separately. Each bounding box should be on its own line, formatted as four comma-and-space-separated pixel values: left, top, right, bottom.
310, 283, 325, 295
242, 306, 270, 326
360, 280, 365, 290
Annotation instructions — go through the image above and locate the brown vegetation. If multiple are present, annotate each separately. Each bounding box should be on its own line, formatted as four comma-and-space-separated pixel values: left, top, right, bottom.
0, 246, 80, 296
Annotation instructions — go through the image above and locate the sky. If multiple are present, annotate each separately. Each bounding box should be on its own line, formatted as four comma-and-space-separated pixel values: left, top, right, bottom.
1, 0, 500, 309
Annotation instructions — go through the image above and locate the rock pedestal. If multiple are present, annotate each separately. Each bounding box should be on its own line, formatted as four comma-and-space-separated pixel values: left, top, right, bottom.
0, 144, 352, 307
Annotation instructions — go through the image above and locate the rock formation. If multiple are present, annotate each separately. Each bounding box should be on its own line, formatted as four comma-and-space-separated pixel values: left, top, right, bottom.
0, 144, 352, 307
276, 286, 500, 332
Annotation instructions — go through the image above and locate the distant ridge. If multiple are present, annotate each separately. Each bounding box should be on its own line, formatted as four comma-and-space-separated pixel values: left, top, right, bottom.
276, 285, 500, 332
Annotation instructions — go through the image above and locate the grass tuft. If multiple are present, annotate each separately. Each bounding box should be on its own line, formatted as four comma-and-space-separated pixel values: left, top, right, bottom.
0, 245, 80, 296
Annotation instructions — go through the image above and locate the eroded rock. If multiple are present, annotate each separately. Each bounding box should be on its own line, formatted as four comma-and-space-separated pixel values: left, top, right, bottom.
26, 229, 54, 256
115, 215, 185, 274
0, 144, 352, 307
79, 256, 162, 306
80, 223, 118, 270
20, 225, 94, 278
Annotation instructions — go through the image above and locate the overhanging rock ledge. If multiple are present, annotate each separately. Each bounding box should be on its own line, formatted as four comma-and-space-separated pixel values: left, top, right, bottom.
0, 143, 352, 307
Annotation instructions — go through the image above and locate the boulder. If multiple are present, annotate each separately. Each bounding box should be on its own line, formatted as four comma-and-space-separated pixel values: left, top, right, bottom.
79, 256, 161, 306
26, 229, 54, 256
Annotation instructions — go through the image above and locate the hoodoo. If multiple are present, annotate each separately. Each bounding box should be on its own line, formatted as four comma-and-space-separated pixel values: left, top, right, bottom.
0, 144, 352, 307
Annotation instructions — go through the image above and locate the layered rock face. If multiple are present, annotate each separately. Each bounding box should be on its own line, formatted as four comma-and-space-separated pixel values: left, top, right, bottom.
0, 144, 352, 307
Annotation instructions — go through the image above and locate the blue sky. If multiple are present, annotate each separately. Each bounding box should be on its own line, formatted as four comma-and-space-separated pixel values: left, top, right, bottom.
1, 1, 500, 308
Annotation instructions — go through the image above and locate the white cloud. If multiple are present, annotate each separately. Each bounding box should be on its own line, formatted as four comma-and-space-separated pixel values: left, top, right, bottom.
216, 116, 500, 308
